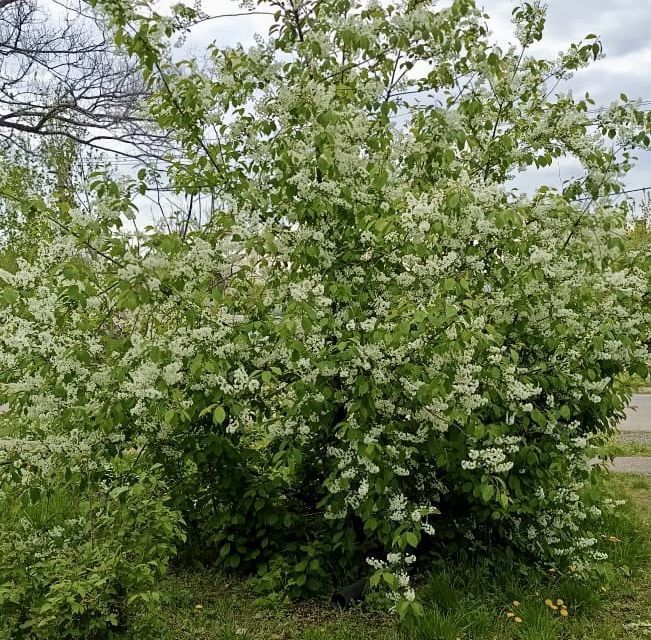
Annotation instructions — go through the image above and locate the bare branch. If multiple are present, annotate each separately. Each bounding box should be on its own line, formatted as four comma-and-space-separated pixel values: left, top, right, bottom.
0, 0, 168, 165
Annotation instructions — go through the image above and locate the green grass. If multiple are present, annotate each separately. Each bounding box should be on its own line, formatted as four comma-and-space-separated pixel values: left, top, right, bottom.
624, 373, 651, 394
601, 442, 651, 458
126, 474, 651, 640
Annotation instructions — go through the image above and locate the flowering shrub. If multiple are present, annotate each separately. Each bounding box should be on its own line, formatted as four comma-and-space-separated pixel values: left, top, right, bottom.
1, 0, 650, 622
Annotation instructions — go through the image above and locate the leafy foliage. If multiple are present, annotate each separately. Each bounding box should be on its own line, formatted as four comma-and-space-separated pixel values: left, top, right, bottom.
0, 455, 183, 639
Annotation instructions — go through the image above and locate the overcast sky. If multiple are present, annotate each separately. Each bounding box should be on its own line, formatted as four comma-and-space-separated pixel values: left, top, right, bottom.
483, 0, 651, 195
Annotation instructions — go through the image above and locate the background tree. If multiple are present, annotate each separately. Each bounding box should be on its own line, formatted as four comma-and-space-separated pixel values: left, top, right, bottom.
0, 0, 171, 162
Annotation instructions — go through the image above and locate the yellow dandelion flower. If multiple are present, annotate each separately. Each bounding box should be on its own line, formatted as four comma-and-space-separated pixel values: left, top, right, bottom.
544, 599, 554, 608
514, 616, 523, 624
506, 612, 515, 618
560, 608, 569, 617
513, 600, 521, 607
556, 599, 564, 606
194, 604, 203, 610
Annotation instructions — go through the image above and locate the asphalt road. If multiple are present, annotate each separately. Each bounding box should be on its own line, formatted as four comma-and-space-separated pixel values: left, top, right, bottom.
621, 394, 651, 432
613, 394, 651, 474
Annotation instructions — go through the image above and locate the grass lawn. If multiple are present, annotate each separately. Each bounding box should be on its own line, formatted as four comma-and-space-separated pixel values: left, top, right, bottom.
602, 442, 651, 458
127, 474, 651, 640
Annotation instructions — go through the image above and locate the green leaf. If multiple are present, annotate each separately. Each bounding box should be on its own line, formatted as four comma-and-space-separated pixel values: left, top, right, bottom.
481, 484, 495, 502
405, 531, 419, 548
532, 408, 547, 426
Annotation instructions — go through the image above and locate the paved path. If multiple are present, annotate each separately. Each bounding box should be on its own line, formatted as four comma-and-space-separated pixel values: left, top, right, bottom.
620, 395, 651, 433
614, 394, 651, 474
611, 456, 651, 474
619, 395, 651, 443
